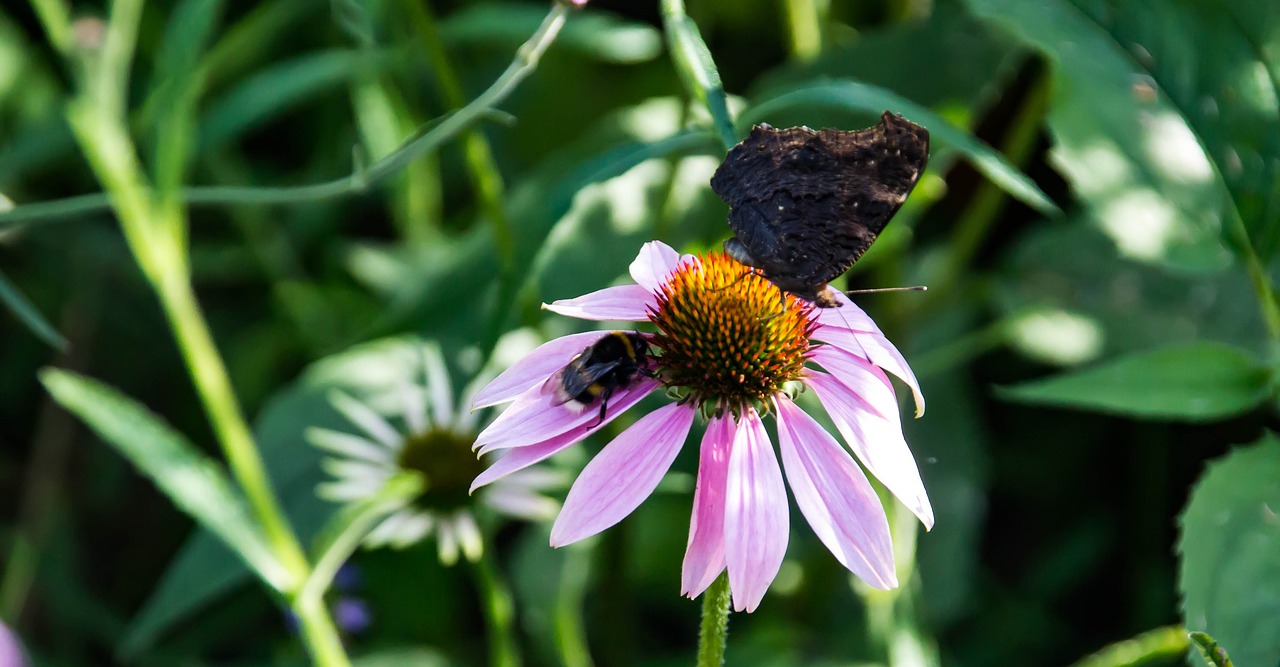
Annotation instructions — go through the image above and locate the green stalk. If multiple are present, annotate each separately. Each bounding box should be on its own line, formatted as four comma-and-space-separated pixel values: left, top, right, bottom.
660, 0, 738, 151
47, 0, 353, 661
0, 4, 571, 228
695, 573, 731, 667
781, 0, 824, 62
473, 548, 522, 667
553, 546, 594, 667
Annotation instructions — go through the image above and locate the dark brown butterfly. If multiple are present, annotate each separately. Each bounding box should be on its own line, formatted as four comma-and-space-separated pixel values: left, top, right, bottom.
710, 111, 929, 307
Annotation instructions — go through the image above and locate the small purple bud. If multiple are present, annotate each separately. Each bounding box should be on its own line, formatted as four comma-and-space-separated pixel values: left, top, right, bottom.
333, 598, 372, 635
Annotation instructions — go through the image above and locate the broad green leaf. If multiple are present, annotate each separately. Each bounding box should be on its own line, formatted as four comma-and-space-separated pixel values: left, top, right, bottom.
743, 80, 1058, 215
37, 369, 292, 591
965, 0, 1280, 269
0, 267, 67, 350
1179, 435, 1280, 667
998, 342, 1272, 421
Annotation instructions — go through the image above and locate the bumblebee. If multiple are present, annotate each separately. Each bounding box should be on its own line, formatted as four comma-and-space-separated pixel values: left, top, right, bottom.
552, 331, 650, 423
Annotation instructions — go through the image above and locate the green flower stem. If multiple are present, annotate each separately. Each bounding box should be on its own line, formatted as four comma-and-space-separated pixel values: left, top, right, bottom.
782, 0, 824, 62
660, 0, 738, 152
1230, 218, 1280, 349
48, 1, 353, 662
27, 0, 71, 55
1069, 626, 1189, 667
695, 573, 731, 667
292, 596, 353, 667
553, 546, 594, 667
929, 74, 1050, 308
472, 548, 522, 667
0, 3, 571, 228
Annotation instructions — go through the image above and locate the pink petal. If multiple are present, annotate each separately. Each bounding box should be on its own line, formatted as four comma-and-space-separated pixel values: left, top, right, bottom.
471, 428, 586, 492
475, 377, 660, 455
809, 372, 934, 530
812, 324, 925, 419
550, 403, 695, 546
628, 241, 682, 292
724, 410, 788, 613
472, 331, 607, 409
543, 285, 654, 321
809, 345, 895, 419
814, 295, 881, 333
681, 413, 733, 597
775, 397, 896, 589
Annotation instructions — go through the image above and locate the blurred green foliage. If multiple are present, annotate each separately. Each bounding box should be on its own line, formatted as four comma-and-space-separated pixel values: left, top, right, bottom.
1, 0, 1279, 665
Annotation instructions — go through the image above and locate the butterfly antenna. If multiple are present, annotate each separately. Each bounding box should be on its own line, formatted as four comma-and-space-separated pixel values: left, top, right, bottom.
708, 269, 759, 294
843, 285, 928, 295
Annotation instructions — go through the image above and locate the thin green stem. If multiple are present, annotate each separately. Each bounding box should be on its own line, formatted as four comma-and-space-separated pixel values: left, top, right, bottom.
781, 0, 824, 62
292, 596, 353, 667
27, 0, 71, 55
553, 546, 594, 667
0, 4, 570, 228
660, 0, 738, 152
1230, 216, 1280, 348
473, 548, 522, 667
695, 573, 731, 667
928, 73, 1050, 310
1069, 626, 1189, 667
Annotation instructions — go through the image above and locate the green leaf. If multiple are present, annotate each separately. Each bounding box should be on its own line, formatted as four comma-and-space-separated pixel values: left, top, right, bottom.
120, 337, 442, 655
0, 267, 67, 350
998, 342, 1272, 421
442, 3, 662, 65
965, 0, 1280, 269
1179, 435, 1280, 667
743, 80, 1058, 216
37, 369, 292, 591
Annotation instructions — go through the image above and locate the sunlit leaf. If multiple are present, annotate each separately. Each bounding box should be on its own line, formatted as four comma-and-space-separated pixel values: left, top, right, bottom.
998, 342, 1272, 421
966, 0, 1280, 268
1179, 435, 1280, 667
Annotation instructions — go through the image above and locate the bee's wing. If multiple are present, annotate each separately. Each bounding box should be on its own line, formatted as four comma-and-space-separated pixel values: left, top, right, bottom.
552, 358, 623, 406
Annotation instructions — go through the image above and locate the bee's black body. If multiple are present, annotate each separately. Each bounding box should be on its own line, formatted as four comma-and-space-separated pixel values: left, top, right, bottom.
553, 331, 649, 423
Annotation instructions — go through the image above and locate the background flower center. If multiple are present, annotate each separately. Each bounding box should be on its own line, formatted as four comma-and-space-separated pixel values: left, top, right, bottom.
397, 429, 486, 511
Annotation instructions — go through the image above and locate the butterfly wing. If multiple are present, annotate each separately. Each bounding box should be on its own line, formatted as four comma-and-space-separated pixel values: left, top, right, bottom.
711, 111, 929, 292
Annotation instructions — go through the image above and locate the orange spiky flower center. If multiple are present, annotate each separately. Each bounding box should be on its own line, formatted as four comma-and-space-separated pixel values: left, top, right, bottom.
648, 252, 815, 415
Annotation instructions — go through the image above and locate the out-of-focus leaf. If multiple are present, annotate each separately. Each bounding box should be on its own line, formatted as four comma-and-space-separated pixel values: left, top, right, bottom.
0, 267, 67, 350
966, 0, 1280, 269
198, 50, 383, 151
121, 337, 446, 655
999, 342, 1272, 421
37, 370, 292, 591
1179, 435, 1280, 667
147, 0, 224, 196
353, 647, 455, 667
442, 3, 662, 65
995, 221, 1271, 359
744, 81, 1057, 215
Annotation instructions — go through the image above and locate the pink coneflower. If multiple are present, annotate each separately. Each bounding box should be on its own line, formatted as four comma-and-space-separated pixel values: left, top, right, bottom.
471, 241, 932, 612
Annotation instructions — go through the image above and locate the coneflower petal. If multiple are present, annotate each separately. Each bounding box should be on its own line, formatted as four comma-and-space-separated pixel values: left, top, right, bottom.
544, 284, 655, 321
628, 240, 684, 291
681, 412, 733, 597
472, 331, 607, 409
809, 372, 934, 530
775, 396, 896, 589
724, 410, 788, 613
550, 403, 695, 546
